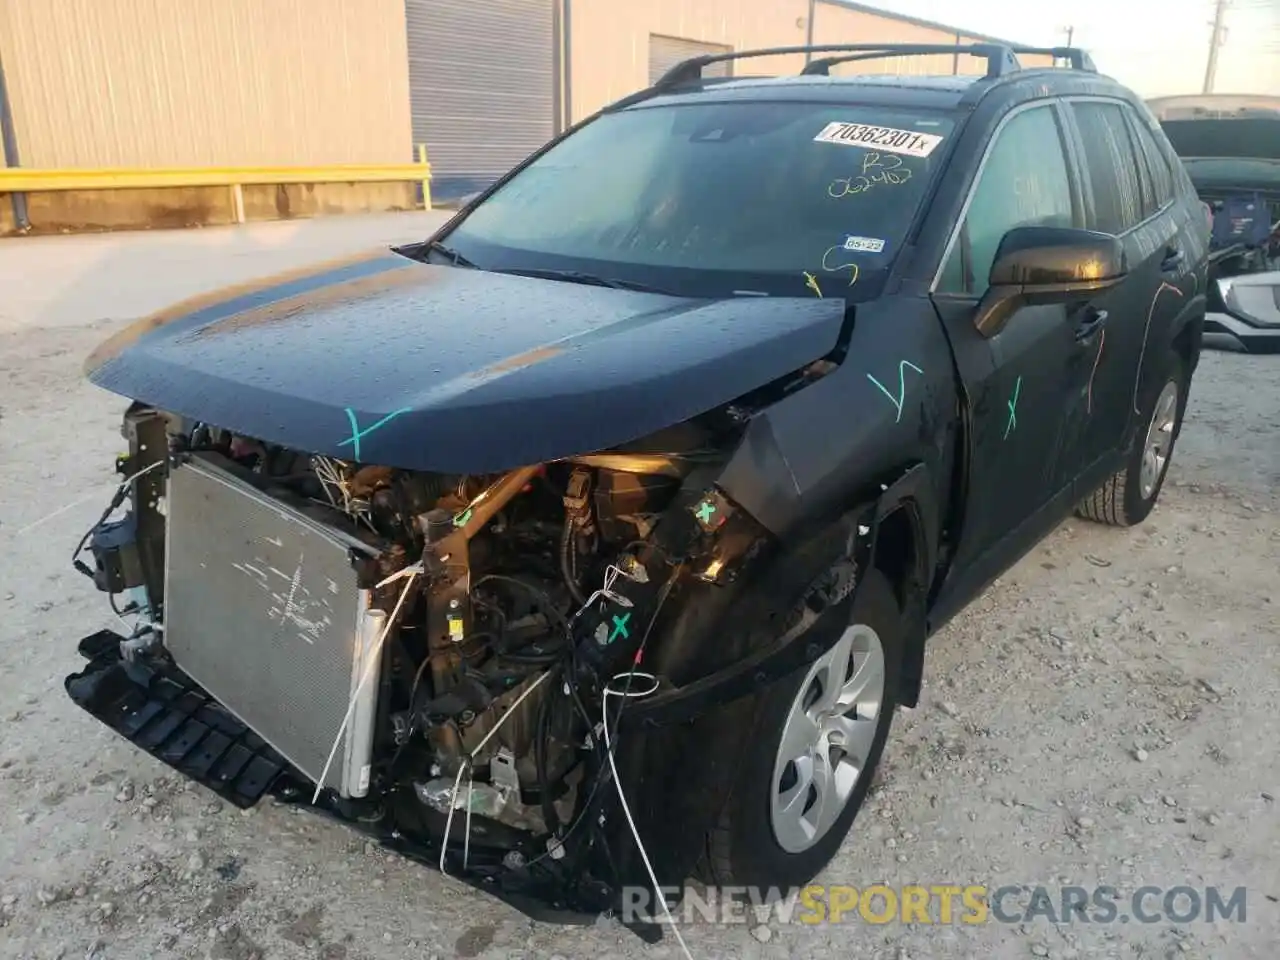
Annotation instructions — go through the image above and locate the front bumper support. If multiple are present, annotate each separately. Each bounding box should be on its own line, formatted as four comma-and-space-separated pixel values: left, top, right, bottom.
65, 630, 287, 808
63, 631, 655, 937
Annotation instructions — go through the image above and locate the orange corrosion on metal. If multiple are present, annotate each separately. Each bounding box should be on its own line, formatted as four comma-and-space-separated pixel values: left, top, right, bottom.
475, 346, 565, 377
82, 249, 399, 373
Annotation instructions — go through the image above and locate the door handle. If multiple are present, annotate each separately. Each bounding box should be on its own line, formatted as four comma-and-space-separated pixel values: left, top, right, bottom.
1161, 247, 1185, 272
1075, 307, 1108, 343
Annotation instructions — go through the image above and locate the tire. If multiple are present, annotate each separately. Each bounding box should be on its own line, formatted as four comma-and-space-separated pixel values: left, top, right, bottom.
696, 566, 903, 889
1076, 347, 1186, 528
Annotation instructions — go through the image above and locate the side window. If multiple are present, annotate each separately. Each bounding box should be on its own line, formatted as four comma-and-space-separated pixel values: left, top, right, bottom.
1137, 102, 1198, 200
1128, 109, 1175, 213
1072, 102, 1144, 234
1130, 125, 1161, 220
938, 106, 1075, 295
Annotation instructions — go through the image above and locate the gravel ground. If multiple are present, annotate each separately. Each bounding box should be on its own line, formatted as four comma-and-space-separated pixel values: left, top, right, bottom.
1, 215, 1277, 960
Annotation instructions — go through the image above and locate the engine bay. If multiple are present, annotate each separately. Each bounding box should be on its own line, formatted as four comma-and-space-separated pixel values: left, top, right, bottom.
68, 402, 789, 923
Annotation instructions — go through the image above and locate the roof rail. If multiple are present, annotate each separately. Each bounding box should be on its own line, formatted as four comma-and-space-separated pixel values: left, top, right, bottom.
802, 44, 1019, 79
653, 43, 1022, 90
1008, 45, 1097, 72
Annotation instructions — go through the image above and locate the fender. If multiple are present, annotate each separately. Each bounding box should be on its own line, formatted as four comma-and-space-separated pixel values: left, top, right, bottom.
605, 469, 934, 905
625, 461, 937, 728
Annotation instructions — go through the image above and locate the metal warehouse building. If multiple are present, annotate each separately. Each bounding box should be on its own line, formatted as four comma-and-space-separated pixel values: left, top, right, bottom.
0, 0, 1049, 231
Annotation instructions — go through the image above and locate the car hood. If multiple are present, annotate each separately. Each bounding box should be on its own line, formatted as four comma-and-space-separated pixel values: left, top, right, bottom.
86, 250, 846, 472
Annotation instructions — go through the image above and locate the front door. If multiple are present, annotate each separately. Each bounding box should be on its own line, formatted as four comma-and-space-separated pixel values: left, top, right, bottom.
932, 102, 1089, 580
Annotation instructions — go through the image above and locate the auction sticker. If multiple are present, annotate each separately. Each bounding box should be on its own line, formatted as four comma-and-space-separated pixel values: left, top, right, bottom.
842, 235, 886, 253
814, 121, 944, 157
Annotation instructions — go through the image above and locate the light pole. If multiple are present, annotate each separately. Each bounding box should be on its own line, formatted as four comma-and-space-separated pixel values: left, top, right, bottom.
1203, 0, 1228, 94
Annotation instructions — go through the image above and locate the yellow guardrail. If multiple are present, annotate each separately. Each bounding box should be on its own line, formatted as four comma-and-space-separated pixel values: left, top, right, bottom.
0, 150, 433, 221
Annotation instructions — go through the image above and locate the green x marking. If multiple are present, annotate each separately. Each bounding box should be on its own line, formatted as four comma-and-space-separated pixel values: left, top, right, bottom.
453, 507, 473, 527
609, 612, 631, 643
1004, 376, 1022, 440
695, 501, 717, 524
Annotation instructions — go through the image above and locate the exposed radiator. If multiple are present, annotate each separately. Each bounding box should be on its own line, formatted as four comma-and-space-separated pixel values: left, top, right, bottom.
163, 455, 382, 798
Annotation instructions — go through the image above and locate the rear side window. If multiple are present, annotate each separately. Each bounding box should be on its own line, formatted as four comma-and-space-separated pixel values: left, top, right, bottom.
1072, 102, 1144, 234
937, 105, 1075, 296
1128, 111, 1175, 212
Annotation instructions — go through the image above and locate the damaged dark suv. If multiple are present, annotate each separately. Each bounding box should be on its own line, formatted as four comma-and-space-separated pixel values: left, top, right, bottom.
66, 44, 1208, 935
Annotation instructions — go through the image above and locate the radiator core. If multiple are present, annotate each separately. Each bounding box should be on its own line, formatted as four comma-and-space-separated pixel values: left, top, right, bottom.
162, 455, 382, 798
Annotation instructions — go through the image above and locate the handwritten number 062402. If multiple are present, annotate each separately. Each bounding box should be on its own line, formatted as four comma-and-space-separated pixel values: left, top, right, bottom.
829, 151, 912, 198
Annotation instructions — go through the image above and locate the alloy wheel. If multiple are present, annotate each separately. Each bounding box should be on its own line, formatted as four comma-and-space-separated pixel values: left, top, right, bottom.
769, 623, 886, 854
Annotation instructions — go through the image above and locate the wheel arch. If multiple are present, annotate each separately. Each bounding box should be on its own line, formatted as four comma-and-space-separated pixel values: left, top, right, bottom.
1170, 295, 1205, 381
604, 464, 938, 895
862, 463, 935, 709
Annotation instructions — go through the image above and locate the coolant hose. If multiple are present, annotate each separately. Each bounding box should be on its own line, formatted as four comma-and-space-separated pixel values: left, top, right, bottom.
560, 516, 587, 606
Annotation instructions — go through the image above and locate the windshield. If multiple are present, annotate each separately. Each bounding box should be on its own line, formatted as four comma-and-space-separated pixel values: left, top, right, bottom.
440, 100, 956, 299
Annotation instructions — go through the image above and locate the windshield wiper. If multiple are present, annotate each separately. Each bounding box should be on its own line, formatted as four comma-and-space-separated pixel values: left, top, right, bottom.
424, 240, 479, 268
492, 267, 669, 294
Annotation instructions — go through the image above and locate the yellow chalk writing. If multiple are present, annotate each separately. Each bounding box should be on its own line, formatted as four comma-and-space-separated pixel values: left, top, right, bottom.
821, 247, 861, 286
828, 152, 912, 198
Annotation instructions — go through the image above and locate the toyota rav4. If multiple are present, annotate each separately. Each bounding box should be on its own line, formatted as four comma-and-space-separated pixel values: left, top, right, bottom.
64, 43, 1208, 938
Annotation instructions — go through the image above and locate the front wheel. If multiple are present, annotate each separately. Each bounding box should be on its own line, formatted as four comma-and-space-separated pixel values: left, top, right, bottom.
1077, 348, 1186, 527
697, 568, 903, 888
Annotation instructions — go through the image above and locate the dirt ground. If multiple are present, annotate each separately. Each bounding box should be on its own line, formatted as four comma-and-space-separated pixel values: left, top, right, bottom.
1, 215, 1277, 960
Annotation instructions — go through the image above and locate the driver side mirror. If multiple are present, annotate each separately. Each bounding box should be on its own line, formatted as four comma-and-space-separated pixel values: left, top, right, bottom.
974, 226, 1129, 338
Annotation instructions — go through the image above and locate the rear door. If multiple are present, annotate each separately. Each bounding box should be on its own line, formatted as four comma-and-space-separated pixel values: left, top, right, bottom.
1061, 99, 1192, 478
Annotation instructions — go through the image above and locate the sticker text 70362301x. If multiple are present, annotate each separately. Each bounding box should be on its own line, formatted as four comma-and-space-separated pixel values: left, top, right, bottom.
813, 122, 944, 158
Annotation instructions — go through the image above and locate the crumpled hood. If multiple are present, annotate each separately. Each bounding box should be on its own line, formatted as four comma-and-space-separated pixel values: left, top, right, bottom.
86, 250, 847, 471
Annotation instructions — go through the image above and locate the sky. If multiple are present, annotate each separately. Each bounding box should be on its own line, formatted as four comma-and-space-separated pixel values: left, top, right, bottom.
857, 0, 1280, 98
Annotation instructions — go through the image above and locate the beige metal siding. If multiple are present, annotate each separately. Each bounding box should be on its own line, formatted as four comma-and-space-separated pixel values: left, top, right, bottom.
568, 0, 1055, 122
812, 5, 962, 76
569, 0, 811, 121
956, 35, 996, 76
648, 34, 732, 84
0, 0, 413, 168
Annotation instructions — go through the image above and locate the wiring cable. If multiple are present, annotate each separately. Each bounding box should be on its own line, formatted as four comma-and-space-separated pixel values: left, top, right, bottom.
602, 670, 694, 960
66, 459, 169, 574
439, 668, 553, 874
522, 567, 681, 877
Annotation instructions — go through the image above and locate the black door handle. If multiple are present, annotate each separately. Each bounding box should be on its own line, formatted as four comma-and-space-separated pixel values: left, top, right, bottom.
1075, 307, 1108, 342
1161, 247, 1185, 272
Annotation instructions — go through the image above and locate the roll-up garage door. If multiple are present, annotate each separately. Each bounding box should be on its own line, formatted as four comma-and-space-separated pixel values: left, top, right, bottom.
404, 0, 555, 199
648, 34, 733, 85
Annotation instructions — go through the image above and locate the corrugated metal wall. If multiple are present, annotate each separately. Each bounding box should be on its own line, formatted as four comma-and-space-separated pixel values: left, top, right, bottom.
569, 0, 813, 121
648, 35, 732, 85
812, 3, 965, 76
568, 0, 1056, 122
404, 0, 555, 193
0, 0, 1056, 179
0, 0, 413, 168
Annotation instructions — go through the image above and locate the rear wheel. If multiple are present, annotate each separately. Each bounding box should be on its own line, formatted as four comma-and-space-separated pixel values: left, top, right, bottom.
1077, 348, 1185, 527
697, 567, 903, 888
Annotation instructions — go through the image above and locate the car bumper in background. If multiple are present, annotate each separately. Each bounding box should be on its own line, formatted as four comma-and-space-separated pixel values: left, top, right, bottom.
1203, 273, 1280, 354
